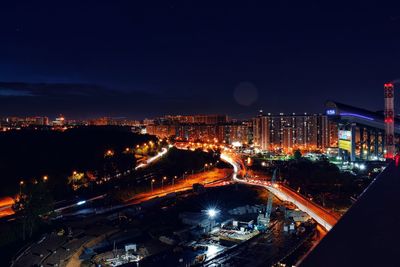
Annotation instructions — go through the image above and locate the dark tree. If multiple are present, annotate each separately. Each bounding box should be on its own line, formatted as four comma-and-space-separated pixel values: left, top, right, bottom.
14, 182, 54, 240
293, 149, 302, 160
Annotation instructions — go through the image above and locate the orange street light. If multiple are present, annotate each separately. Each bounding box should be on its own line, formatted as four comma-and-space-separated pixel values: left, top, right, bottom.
43, 176, 48, 182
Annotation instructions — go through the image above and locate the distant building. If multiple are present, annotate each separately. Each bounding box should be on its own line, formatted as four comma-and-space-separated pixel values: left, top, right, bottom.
146, 120, 251, 145
142, 118, 154, 125
252, 110, 269, 150
52, 115, 66, 126
145, 111, 337, 152
161, 114, 229, 125
0, 116, 49, 128
252, 112, 336, 152
88, 117, 140, 126
34, 116, 49, 126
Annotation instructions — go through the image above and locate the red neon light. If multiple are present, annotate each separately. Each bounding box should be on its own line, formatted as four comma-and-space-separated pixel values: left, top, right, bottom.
384, 83, 394, 87
386, 153, 394, 159
385, 118, 394, 123
396, 155, 400, 167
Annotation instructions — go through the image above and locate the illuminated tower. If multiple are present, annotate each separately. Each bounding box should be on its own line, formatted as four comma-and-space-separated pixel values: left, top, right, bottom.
384, 83, 395, 159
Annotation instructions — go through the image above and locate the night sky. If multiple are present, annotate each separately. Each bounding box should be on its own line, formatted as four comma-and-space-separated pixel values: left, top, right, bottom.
1, 1, 400, 119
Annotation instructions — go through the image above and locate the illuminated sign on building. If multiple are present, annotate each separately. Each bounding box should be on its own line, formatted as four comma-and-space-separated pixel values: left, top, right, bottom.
339, 140, 352, 152
326, 109, 336, 115
339, 130, 351, 141
338, 130, 352, 152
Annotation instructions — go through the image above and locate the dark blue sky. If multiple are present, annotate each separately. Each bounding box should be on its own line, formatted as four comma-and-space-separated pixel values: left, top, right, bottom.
0, 1, 400, 119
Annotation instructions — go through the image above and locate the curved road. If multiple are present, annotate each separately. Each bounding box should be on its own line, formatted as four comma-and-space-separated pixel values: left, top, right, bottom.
220, 151, 339, 231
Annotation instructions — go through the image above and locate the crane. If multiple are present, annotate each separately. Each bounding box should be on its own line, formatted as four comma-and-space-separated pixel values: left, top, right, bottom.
257, 168, 278, 230
265, 168, 277, 226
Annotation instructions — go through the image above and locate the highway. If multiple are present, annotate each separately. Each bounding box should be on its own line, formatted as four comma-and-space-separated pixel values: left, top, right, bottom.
125, 168, 232, 205
52, 142, 338, 231
2, 141, 338, 233
57, 168, 232, 218
220, 151, 339, 231
0, 196, 15, 218
242, 180, 338, 231
62, 143, 230, 213
0, 146, 173, 221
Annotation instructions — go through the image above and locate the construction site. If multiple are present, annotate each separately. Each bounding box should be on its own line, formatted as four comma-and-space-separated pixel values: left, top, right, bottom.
63, 183, 319, 267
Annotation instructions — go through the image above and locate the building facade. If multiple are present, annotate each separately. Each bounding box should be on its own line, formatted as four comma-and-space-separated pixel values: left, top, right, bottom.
146, 112, 337, 152
252, 112, 335, 152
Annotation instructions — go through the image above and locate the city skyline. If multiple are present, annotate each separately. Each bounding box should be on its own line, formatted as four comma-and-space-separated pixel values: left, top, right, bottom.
1, 97, 398, 122
0, 78, 398, 120
0, 109, 332, 121
1, 2, 400, 266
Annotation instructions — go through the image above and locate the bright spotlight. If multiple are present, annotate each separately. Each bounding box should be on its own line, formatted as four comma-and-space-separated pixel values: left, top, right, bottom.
207, 208, 217, 218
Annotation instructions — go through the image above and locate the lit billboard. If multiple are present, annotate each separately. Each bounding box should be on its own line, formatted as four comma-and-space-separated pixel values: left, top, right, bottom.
339, 140, 352, 152
338, 130, 352, 152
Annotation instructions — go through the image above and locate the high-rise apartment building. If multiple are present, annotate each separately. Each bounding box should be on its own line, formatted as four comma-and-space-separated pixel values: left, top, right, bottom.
252, 112, 335, 152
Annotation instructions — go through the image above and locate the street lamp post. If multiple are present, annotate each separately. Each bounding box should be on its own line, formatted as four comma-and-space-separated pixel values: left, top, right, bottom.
19, 180, 24, 196
72, 171, 77, 189
206, 208, 219, 233
162, 176, 167, 190
151, 179, 155, 192
173, 176, 177, 186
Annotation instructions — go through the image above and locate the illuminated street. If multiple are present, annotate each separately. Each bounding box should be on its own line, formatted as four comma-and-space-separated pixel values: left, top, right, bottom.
125, 168, 232, 205
241, 181, 338, 231
0, 197, 15, 218
220, 150, 339, 231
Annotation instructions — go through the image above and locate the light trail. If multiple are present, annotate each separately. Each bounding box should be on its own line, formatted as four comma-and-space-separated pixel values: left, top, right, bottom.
125, 168, 232, 205
53, 194, 107, 213
220, 153, 238, 180
220, 151, 338, 231
257, 183, 335, 231
135, 146, 169, 170
0, 197, 15, 218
